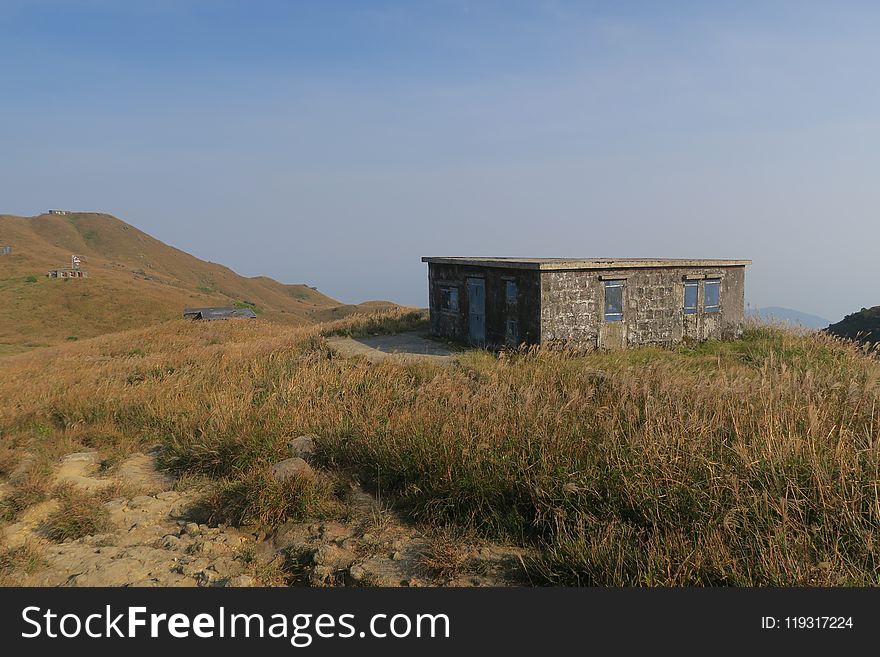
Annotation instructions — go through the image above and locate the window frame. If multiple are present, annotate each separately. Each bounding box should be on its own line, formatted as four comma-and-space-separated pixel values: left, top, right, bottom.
437, 285, 460, 314
683, 281, 699, 315
505, 317, 519, 346
505, 279, 518, 305
603, 279, 625, 322
703, 278, 721, 313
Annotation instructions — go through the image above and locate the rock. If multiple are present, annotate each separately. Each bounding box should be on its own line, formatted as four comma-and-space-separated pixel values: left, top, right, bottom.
61, 452, 101, 464
196, 568, 223, 587
271, 457, 313, 483
312, 544, 355, 569
287, 435, 317, 460
349, 563, 368, 582
129, 495, 156, 509
156, 491, 180, 501
184, 522, 201, 536
162, 535, 181, 550
226, 575, 256, 588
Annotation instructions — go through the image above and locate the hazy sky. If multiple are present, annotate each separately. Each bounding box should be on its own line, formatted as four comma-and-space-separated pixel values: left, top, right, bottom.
2, 1, 879, 320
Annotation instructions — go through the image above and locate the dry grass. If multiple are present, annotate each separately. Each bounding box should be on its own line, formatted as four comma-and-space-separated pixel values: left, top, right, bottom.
1, 310, 879, 585
40, 484, 111, 542
0, 542, 47, 585
0, 461, 51, 522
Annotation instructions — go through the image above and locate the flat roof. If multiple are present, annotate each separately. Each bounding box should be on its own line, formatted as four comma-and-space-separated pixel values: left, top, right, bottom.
421, 257, 752, 271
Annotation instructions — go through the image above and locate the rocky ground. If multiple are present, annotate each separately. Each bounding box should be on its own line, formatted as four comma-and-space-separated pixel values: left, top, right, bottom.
0, 444, 529, 587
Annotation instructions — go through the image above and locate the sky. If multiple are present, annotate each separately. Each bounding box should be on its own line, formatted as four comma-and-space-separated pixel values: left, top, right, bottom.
2, 1, 879, 321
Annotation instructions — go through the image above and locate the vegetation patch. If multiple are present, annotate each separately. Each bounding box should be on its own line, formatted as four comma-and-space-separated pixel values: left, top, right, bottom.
41, 485, 111, 542
0, 462, 51, 522
0, 542, 47, 585
200, 468, 341, 527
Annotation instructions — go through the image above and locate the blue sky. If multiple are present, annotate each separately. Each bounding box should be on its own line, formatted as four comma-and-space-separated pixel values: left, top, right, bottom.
2, 1, 879, 320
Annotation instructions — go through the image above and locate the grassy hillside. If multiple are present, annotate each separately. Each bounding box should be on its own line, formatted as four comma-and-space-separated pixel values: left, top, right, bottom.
0, 212, 397, 353
1, 313, 879, 585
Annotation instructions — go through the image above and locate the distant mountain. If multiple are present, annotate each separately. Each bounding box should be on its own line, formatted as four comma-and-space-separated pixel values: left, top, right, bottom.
0, 212, 397, 353
825, 306, 880, 345
748, 306, 832, 330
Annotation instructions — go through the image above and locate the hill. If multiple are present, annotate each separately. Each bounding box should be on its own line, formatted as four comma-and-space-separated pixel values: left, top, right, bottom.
747, 306, 831, 329
0, 212, 397, 353
825, 305, 880, 345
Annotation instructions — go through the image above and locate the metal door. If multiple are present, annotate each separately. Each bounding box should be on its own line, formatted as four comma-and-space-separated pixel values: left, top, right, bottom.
467, 277, 486, 345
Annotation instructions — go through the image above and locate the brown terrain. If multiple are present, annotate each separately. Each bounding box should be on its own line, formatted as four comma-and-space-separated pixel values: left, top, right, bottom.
0, 211, 397, 355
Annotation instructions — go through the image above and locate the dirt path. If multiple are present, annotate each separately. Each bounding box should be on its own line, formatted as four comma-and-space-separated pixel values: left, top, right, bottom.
326, 331, 455, 363
1, 447, 529, 587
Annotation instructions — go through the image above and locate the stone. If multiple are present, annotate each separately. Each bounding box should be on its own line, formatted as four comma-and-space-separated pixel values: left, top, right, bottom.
287, 435, 317, 461
226, 575, 256, 588
184, 522, 201, 536
196, 568, 223, 587
312, 544, 356, 570
162, 535, 181, 550
61, 452, 101, 464
271, 457, 313, 483
129, 495, 155, 508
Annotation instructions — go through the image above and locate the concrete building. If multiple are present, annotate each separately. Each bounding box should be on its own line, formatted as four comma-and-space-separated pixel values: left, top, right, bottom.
422, 257, 751, 349
0, 246, 11, 255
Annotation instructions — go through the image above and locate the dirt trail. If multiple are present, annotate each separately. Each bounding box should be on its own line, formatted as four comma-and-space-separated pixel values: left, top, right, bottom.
1, 448, 528, 587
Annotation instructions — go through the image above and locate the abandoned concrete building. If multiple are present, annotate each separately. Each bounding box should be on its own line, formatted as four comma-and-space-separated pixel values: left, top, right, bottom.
422, 257, 751, 348
183, 307, 257, 321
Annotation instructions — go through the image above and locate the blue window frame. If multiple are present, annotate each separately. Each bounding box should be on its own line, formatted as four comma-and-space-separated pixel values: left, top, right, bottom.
603, 280, 625, 321
505, 280, 518, 305
703, 279, 721, 313
683, 281, 699, 315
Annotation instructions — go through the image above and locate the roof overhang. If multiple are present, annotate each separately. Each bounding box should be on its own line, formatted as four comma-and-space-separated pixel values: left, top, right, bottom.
421, 257, 752, 271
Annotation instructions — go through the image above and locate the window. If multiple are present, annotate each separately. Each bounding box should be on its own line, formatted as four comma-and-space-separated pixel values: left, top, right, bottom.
505, 280, 518, 305
438, 286, 459, 313
683, 281, 699, 315
506, 318, 519, 346
703, 279, 721, 313
603, 280, 625, 321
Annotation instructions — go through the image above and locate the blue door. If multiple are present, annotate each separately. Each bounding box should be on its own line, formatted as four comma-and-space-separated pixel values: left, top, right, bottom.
467, 277, 486, 345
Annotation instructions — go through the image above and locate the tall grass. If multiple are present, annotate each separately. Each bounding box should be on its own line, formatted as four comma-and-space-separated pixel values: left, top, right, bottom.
0, 311, 878, 585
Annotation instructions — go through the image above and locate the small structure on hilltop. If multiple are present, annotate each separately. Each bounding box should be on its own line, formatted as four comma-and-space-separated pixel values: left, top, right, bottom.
0, 246, 11, 255
422, 257, 751, 349
47, 254, 89, 279
183, 307, 257, 321
47, 209, 70, 215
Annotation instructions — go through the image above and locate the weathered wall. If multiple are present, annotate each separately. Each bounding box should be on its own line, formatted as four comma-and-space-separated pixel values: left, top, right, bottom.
427, 263, 541, 346
540, 266, 746, 347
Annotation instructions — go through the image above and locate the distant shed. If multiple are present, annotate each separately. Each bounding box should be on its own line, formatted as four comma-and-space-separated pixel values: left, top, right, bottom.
0, 246, 11, 255
183, 307, 257, 321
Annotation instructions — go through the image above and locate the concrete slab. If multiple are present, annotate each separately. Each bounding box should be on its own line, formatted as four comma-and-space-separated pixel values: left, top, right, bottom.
326, 331, 455, 363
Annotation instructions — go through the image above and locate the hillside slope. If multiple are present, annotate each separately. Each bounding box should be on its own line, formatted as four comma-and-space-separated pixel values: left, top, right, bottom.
0, 212, 396, 352
825, 306, 880, 345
